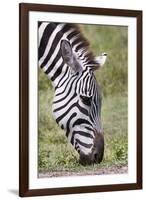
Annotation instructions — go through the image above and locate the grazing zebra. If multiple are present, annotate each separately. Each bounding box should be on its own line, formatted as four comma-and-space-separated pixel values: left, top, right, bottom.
38, 22, 107, 165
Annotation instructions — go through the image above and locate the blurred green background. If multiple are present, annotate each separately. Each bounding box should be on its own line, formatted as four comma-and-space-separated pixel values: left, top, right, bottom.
38, 24, 128, 175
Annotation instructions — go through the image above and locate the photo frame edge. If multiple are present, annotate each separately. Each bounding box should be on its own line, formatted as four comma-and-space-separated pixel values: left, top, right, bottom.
19, 3, 143, 197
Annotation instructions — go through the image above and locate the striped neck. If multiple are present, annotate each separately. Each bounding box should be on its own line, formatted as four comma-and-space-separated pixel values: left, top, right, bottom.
39, 23, 74, 88
38, 22, 99, 88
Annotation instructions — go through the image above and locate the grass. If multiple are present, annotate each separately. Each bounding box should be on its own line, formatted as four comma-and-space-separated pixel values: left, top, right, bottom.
38, 24, 128, 174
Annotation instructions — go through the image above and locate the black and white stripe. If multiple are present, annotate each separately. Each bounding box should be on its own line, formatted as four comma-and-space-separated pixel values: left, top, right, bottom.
38, 22, 104, 164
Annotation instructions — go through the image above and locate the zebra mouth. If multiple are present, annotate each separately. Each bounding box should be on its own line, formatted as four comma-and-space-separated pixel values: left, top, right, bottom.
79, 151, 103, 166
79, 152, 93, 165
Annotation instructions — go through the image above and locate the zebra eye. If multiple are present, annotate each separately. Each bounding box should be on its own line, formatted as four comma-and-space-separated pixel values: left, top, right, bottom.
80, 95, 92, 106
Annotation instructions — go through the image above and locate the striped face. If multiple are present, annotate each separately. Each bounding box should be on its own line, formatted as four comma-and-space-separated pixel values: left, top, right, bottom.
39, 23, 105, 165
52, 40, 104, 165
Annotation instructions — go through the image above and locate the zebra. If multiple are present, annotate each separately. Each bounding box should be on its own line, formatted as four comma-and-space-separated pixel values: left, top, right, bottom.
38, 22, 107, 165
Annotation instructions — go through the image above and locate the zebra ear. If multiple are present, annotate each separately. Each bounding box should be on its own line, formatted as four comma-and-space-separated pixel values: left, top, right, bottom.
60, 40, 82, 73
60, 40, 74, 66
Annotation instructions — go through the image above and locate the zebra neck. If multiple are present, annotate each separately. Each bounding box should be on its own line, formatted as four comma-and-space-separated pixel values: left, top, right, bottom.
43, 61, 69, 88
38, 23, 74, 88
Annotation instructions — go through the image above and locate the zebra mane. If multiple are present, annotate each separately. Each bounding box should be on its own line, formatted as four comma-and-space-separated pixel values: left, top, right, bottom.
38, 22, 99, 74
66, 23, 98, 67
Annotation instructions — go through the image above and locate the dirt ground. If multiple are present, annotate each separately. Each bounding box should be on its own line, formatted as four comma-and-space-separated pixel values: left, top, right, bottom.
39, 165, 128, 178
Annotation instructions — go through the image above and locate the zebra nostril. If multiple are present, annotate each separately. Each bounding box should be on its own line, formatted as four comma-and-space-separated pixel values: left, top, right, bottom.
94, 153, 98, 161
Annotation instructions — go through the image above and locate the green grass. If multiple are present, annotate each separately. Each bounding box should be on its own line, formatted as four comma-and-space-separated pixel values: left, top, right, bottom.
38, 24, 128, 174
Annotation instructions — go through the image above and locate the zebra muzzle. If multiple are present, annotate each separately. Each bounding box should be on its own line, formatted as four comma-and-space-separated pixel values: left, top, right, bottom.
79, 132, 104, 165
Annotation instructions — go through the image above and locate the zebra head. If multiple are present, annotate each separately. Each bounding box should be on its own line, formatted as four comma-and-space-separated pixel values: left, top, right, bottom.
52, 39, 105, 165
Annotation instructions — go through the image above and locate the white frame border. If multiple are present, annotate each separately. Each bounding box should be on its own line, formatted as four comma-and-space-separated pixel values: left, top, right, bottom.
29, 11, 137, 189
